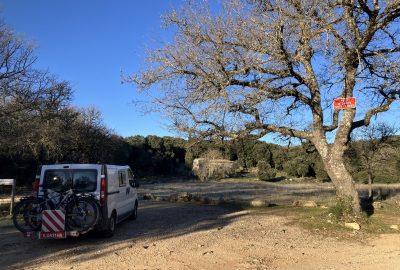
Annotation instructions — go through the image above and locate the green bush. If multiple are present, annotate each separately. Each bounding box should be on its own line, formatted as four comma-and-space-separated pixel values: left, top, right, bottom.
313, 161, 330, 181
282, 161, 298, 177
353, 170, 368, 183
329, 197, 354, 220
296, 163, 311, 177
257, 160, 277, 181
283, 161, 307, 177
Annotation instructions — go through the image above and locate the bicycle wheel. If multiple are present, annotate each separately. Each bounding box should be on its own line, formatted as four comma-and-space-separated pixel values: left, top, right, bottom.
65, 197, 99, 231
12, 198, 44, 233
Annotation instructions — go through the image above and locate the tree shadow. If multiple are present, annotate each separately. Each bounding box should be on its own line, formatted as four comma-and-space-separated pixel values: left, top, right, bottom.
265, 176, 286, 183
0, 200, 246, 269
360, 196, 374, 216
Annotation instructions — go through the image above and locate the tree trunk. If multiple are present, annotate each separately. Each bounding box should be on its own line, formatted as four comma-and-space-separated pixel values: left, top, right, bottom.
322, 156, 361, 213
368, 172, 373, 199
313, 138, 361, 214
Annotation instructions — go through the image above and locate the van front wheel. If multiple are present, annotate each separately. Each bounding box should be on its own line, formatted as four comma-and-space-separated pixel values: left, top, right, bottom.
130, 201, 138, 220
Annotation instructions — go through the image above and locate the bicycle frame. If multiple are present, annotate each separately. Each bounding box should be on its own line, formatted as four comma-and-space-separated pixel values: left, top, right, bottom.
41, 188, 76, 210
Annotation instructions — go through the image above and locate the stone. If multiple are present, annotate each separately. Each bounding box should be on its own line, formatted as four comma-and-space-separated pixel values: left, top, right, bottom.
167, 192, 192, 202
293, 200, 317, 208
167, 194, 179, 202
178, 192, 189, 198
390, 225, 399, 230
250, 199, 269, 207
178, 192, 192, 202
372, 201, 383, 209
143, 193, 155, 200
395, 200, 400, 208
345, 222, 361, 230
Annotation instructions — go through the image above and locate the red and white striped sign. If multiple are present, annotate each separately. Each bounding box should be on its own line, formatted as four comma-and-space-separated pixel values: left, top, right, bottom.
39, 210, 66, 239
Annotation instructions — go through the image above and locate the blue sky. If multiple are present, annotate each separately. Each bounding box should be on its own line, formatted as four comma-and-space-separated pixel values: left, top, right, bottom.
0, 0, 182, 137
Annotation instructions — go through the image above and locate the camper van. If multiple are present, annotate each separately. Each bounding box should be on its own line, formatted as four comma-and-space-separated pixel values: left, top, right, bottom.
35, 164, 139, 237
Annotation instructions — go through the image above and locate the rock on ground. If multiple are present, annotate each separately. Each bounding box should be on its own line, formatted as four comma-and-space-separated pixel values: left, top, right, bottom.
293, 200, 318, 208
345, 222, 361, 230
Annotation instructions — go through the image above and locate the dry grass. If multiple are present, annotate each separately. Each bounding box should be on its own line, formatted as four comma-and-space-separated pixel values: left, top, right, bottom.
0, 203, 12, 226
218, 195, 400, 242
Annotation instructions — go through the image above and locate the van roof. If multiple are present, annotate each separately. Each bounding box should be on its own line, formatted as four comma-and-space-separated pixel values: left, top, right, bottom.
40, 164, 130, 170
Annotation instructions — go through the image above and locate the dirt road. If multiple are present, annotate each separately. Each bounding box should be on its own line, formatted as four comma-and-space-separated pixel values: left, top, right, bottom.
1, 200, 400, 270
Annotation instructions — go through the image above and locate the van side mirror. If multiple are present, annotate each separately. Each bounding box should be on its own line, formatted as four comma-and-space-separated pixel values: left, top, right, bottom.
129, 179, 139, 188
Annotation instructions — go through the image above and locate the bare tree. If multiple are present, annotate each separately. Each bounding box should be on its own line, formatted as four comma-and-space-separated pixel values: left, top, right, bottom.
130, 0, 400, 213
0, 22, 54, 118
349, 123, 398, 198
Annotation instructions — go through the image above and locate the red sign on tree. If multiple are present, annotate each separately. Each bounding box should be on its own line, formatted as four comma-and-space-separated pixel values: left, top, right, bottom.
333, 97, 356, 110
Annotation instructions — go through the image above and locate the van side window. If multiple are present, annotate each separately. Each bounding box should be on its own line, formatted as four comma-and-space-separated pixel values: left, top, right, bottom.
128, 169, 135, 188
118, 171, 127, 187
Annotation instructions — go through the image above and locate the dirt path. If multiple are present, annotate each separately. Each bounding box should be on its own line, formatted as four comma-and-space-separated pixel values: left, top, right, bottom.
1, 200, 400, 270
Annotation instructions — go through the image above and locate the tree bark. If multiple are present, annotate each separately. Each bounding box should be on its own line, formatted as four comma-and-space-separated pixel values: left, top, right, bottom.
368, 172, 373, 199
323, 156, 361, 214
313, 138, 361, 214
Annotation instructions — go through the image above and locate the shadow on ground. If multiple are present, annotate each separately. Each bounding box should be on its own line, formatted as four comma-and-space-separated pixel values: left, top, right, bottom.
0, 200, 245, 269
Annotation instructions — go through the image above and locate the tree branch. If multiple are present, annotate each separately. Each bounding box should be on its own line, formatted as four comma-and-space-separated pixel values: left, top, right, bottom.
352, 98, 395, 130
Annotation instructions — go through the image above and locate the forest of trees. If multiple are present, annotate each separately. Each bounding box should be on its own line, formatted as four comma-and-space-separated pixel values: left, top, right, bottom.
2, 128, 399, 186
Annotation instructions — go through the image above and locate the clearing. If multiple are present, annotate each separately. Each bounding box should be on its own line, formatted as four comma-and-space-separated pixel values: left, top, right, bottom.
1, 179, 400, 270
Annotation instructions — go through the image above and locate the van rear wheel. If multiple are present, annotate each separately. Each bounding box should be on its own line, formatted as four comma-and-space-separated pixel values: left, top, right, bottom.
101, 212, 116, 237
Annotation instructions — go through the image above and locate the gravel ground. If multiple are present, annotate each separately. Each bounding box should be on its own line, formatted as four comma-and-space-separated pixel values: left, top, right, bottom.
1, 199, 400, 270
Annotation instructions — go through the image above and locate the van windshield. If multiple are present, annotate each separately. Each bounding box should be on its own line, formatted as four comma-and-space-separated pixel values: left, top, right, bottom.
43, 169, 97, 193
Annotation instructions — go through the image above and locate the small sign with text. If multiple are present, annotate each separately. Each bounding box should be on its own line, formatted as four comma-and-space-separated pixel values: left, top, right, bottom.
334, 97, 356, 110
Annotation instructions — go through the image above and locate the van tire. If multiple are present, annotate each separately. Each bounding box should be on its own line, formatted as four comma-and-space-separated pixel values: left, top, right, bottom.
101, 212, 116, 237
130, 200, 138, 220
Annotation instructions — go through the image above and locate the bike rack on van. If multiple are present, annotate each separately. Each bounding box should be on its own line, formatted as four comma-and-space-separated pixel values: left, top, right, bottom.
23, 210, 93, 239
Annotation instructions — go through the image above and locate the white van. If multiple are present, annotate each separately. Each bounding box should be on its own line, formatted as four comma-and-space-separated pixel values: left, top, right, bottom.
34, 164, 139, 237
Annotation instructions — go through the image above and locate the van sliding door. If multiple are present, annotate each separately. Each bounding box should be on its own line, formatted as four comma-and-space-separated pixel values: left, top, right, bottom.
117, 170, 130, 217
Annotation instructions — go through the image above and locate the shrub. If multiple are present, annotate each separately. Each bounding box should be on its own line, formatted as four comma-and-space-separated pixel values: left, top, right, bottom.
231, 160, 243, 174
296, 163, 311, 177
282, 161, 299, 177
329, 197, 354, 220
283, 159, 313, 178
257, 160, 277, 181
200, 149, 225, 159
313, 161, 330, 181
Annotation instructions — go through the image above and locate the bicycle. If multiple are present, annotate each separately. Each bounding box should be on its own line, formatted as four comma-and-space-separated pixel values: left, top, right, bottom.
12, 187, 100, 233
